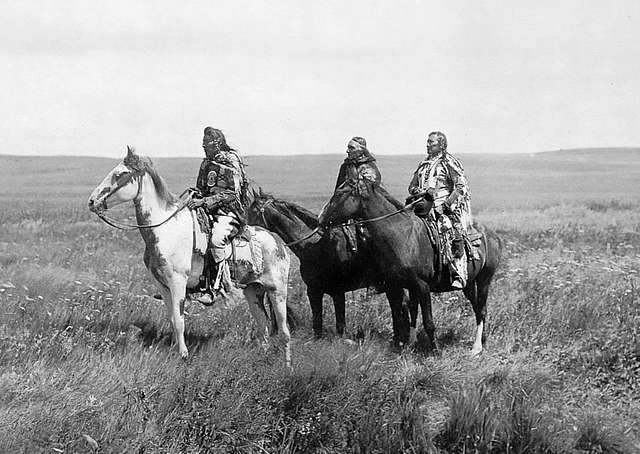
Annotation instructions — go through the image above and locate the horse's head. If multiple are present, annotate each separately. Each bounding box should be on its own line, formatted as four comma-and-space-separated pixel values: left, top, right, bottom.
321, 178, 425, 226
88, 146, 145, 213
246, 188, 275, 227
247, 188, 318, 231
319, 178, 367, 226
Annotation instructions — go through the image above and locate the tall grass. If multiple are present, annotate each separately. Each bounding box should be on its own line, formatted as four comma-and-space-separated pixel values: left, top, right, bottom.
1, 153, 639, 452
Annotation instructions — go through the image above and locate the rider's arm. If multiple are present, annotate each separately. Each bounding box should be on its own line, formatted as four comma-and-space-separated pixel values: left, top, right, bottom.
361, 162, 382, 187
203, 189, 236, 209
445, 157, 469, 206
408, 167, 422, 195
194, 161, 209, 196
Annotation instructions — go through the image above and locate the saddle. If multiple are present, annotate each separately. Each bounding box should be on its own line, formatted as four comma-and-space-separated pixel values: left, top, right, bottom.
191, 208, 263, 284
418, 217, 483, 277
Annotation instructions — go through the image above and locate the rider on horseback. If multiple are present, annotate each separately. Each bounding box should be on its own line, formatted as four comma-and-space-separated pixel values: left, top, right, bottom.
408, 131, 471, 289
187, 127, 249, 305
333, 136, 381, 190
319, 136, 381, 226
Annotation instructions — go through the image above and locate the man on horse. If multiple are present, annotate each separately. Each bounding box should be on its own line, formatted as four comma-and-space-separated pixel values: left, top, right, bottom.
408, 131, 471, 289
334, 136, 381, 190
187, 127, 249, 305
319, 136, 381, 227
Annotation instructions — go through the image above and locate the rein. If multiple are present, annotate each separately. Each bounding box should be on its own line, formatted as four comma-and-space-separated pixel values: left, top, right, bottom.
95, 169, 192, 230
256, 195, 424, 245
326, 196, 425, 230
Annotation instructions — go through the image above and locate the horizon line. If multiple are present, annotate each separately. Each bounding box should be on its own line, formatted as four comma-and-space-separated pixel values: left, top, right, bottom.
1, 146, 639, 160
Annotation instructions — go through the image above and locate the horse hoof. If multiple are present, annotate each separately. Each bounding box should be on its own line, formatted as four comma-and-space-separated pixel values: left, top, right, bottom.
470, 347, 482, 357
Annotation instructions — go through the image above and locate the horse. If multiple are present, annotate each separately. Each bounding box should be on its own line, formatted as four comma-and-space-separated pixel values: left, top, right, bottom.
247, 189, 406, 338
88, 147, 292, 366
321, 179, 502, 355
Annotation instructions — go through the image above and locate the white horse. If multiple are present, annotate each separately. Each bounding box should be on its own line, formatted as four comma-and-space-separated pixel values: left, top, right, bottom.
88, 147, 291, 366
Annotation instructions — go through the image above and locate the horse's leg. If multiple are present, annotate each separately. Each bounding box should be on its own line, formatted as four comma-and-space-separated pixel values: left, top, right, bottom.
308, 287, 324, 338
410, 279, 436, 352
161, 277, 189, 358
463, 280, 482, 356
406, 289, 419, 345
331, 292, 346, 337
468, 276, 490, 356
244, 283, 269, 350
385, 285, 410, 347
267, 286, 292, 369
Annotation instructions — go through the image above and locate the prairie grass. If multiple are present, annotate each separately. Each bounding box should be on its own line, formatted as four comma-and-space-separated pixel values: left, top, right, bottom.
1, 152, 639, 452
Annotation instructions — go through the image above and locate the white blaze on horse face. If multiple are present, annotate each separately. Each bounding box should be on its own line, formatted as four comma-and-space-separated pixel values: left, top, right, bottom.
89, 163, 139, 210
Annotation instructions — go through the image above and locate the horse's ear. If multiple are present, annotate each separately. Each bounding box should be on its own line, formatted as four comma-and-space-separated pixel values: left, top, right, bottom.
124, 145, 140, 168
251, 187, 259, 199
259, 187, 264, 196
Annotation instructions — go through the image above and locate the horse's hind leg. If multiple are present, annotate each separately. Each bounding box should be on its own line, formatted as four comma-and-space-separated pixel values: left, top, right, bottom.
464, 280, 487, 356
244, 284, 269, 350
267, 286, 291, 369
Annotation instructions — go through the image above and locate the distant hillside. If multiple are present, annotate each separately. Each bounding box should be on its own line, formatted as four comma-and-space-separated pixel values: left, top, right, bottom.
537, 147, 640, 156
1, 147, 638, 211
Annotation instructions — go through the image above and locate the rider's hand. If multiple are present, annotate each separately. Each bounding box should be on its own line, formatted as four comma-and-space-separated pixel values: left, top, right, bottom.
434, 204, 444, 216
187, 198, 204, 210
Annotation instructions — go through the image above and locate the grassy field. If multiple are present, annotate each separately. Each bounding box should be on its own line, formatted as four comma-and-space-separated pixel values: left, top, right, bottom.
0, 149, 639, 453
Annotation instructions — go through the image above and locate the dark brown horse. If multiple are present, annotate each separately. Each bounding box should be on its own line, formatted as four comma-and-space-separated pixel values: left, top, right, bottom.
321, 179, 502, 355
247, 190, 410, 344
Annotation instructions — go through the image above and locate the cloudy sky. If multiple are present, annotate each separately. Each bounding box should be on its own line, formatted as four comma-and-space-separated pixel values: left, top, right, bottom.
1, 1, 639, 157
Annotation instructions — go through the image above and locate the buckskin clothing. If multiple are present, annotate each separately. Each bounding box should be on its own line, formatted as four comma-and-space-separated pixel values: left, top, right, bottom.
408, 148, 471, 289
195, 149, 246, 221
408, 151, 470, 228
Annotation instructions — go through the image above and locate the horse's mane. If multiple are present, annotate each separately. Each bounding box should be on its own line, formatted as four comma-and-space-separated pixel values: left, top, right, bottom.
282, 201, 319, 227
372, 184, 406, 210
124, 149, 177, 206
256, 190, 319, 227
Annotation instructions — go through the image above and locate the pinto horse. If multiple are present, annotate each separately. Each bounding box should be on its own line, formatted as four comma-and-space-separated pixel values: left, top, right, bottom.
88, 147, 292, 365
247, 190, 406, 339
321, 179, 502, 355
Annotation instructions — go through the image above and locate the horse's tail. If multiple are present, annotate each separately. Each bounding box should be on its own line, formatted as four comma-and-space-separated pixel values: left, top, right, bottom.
286, 303, 299, 332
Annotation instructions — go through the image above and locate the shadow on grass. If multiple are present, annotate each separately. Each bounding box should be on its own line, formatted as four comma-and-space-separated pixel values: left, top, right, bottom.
131, 320, 225, 354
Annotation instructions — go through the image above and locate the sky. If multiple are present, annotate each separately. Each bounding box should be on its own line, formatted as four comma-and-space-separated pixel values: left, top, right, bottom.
1, 0, 639, 157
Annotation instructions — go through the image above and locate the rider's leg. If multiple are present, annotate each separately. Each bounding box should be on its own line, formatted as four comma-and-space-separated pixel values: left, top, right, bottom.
195, 211, 238, 305
450, 213, 468, 289
209, 211, 238, 290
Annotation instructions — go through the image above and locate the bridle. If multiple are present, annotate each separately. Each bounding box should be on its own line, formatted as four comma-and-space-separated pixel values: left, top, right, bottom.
255, 193, 425, 246
94, 168, 192, 231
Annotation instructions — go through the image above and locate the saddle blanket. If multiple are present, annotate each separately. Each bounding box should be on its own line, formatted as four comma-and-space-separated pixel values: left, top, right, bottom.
421, 218, 483, 263
191, 210, 264, 279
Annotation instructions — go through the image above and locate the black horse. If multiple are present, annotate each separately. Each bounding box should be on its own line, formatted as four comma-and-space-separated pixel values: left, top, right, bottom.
247, 189, 410, 343
321, 179, 502, 355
